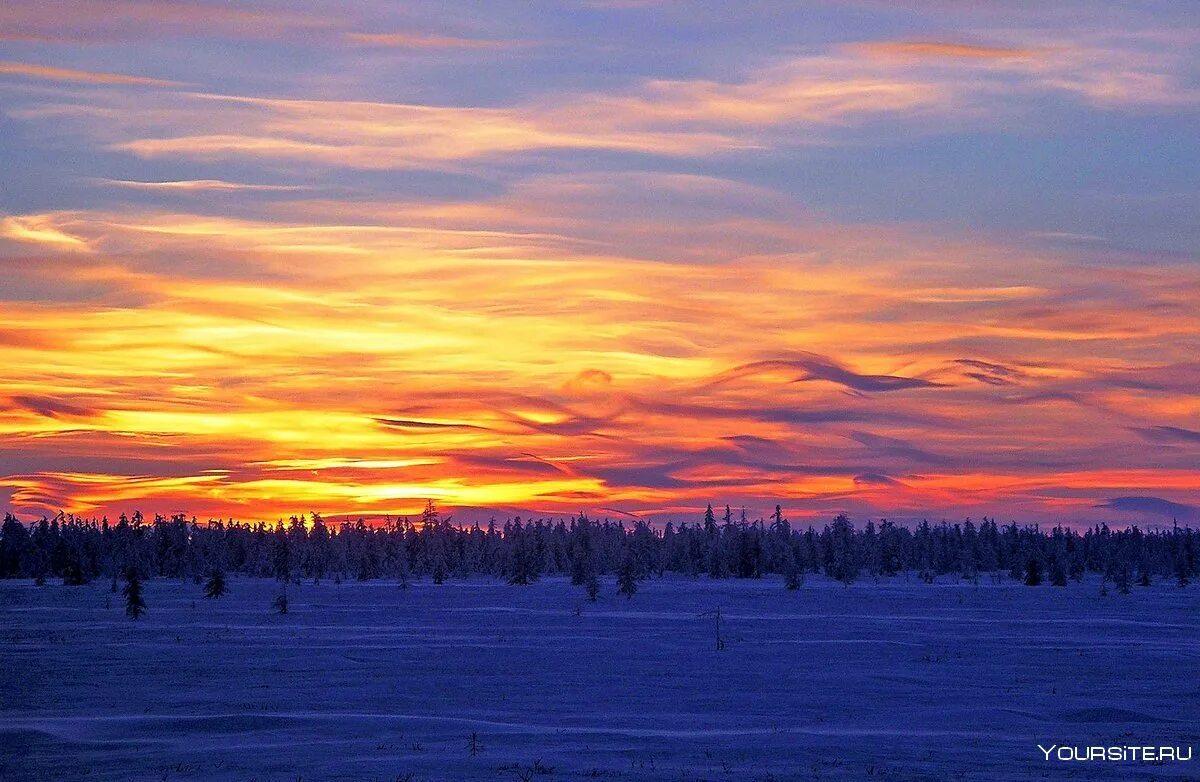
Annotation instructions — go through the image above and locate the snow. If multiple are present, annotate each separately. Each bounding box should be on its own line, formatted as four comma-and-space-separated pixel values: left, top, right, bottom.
1, 575, 1197, 781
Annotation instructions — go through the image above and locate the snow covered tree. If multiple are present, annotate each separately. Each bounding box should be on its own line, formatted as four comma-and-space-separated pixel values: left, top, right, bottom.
122, 566, 146, 620
0, 503, 1193, 593
827, 515, 859, 586
1175, 551, 1191, 588
62, 557, 88, 586
616, 549, 638, 599
1115, 564, 1132, 595
1023, 557, 1042, 586
585, 569, 600, 601
783, 548, 802, 591
203, 567, 227, 598
431, 548, 448, 585
1048, 553, 1067, 587
272, 528, 291, 583
505, 522, 538, 585
569, 515, 590, 586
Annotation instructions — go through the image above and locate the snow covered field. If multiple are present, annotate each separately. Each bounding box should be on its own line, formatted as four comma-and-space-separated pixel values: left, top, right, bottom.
1, 575, 1197, 781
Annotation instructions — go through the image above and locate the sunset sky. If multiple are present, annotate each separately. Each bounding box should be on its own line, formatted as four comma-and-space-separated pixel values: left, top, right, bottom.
1, 1, 1198, 526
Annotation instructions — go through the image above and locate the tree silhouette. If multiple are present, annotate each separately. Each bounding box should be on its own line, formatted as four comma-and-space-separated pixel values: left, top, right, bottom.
1023, 557, 1042, 586
1048, 553, 1067, 587
203, 567, 227, 598
616, 549, 638, 599
122, 566, 146, 620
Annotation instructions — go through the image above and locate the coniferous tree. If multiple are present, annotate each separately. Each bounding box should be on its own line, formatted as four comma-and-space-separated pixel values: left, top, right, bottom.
1175, 552, 1191, 588
122, 566, 146, 620
505, 523, 538, 585
585, 569, 600, 602
1023, 557, 1042, 586
203, 567, 227, 598
62, 558, 88, 586
273, 587, 289, 614
616, 549, 638, 599
272, 529, 291, 583
570, 515, 591, 586
1115, 564, 1132, 595
828, 515, 859, 586
431, 549, 448, 585
1048, 553, 1067, 587
783, 548, 802, 591
0, 506, 1195, 592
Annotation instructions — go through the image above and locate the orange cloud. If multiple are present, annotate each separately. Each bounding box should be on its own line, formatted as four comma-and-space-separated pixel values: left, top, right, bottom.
98, 179, 309, 192
344, 32, 516, 50
2, 190, 1198, 522
851, 41, 1042, 61
0, 60, 182, 87
0, 215, 91, 251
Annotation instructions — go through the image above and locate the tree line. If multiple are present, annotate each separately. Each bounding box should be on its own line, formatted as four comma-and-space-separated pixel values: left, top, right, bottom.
1, 503, 1195, 600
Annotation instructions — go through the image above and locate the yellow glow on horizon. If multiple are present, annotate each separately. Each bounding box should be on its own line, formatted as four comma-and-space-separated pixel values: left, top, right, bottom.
1, 194, 1197, 523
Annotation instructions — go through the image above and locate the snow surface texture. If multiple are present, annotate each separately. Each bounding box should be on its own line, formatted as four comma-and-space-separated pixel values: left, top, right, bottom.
1, 576, 1197, 781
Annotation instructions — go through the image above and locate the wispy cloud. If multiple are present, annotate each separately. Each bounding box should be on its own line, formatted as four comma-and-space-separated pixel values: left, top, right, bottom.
851, 41, 1043, 61
344, 32, 517, 50
0, 1, 1197, 522
0, 60, 181, 87
0, 1, 331, 43
14, 28, 1190, 175
1096, 496, 1198, 521
1131, 425, 1200, 445
97, 179, 310, 192
2, 186, 1197, 520
0, 215, 91, 251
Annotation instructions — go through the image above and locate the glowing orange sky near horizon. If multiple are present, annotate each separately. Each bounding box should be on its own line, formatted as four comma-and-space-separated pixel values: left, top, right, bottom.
1, 1, 1198, 525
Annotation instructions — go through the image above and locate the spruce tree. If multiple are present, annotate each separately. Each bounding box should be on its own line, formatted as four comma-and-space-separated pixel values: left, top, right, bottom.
616, 550, 638, 599
122, 566, 146, 620
273, 587, 289, 614
1115, 565, 1132, 595
431, 551, 448, 585
1023, 557, 1042, 586
63, 556, 88, 586
783, 550, 802, 590
505, 528, 538, 585
585, 569, 600, 602
828, 515, 859, 586
1048, 554, 1067, 587
203, 568, 227, 599
1175, 552, 1191, 588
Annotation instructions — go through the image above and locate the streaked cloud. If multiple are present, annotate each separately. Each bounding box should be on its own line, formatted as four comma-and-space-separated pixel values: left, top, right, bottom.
0, 216, 91, 251
1, 184, 1197, 522
851, 41, 1043, 61
1096, 496, 1198, 522
344, 32, 517, 50
0, 1, 331, 43
0, 1, 1196, 524
98, 179, 310, 192
1132, 425, 1200, 445
0, 60, 181, 86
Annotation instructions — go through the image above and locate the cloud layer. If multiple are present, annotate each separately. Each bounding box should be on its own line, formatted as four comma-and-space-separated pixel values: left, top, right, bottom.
0, 1, 1197, 524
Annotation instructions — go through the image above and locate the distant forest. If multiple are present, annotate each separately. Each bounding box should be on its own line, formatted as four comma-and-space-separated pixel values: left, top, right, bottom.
1, 503, 1196, 595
